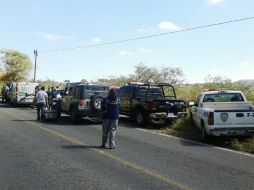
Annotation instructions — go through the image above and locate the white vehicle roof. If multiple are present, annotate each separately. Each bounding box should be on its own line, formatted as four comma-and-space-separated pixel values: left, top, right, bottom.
201, 90, 243, 95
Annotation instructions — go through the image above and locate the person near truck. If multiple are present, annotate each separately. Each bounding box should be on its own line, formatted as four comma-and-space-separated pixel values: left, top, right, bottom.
100, 88, 120, 149
1, 85, 9, 103
35, 86, 48, 121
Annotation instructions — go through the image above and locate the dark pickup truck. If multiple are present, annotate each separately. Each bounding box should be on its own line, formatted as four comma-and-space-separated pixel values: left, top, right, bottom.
117, 82, 187, 126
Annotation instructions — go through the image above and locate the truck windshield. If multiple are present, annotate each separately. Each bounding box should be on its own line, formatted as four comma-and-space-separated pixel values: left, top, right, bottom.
203, 93, 244, 102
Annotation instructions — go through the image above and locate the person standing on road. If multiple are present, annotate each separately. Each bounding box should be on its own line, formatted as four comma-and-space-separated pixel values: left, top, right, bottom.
100, 89, 120, 149
35, 86, 48, 121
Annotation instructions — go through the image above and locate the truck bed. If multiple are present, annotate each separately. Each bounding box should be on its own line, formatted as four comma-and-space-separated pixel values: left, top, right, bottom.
202, 101, 254, 110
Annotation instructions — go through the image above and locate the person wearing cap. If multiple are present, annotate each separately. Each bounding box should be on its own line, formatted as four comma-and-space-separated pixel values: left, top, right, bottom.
100, 89, 120, 149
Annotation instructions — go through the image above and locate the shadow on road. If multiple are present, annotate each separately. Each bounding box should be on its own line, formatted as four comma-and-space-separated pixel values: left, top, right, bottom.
42, 115, 102, 126
119, 116, 165, 131
0, 103, 33, 109
61, 145, 101, 149
12, 119, 37, 122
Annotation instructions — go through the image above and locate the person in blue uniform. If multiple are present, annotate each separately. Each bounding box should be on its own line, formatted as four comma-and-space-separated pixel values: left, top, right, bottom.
100, 89, 120, 149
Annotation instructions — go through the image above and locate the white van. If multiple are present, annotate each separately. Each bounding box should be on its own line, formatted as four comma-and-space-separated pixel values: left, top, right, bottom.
9, 82, 38, 105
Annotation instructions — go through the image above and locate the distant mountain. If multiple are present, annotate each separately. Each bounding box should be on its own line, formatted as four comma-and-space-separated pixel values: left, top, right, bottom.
234, 79, 254, 85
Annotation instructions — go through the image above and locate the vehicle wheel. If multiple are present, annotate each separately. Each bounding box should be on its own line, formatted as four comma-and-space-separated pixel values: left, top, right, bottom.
70, 109, 78, 123
201, 123, 210, 142
57, 110, 61, 118
136, 110, 147, 127
165, 119, 173, 127
91, 95, 104, 111
189, 111, 194, 126
14, 99, 18, 107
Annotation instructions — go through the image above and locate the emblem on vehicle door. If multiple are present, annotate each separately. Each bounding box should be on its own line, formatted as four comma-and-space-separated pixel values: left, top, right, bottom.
220, 113, 228, 122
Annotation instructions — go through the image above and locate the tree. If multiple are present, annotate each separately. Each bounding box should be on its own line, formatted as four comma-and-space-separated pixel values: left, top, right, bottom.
204, 74, 233, 89
63, 80, 70, 83
35, 78, 62, 89
0, 49, 32, 82
131, 63, 184, 85
80, 79, 88, 83
95, 76, 131, 86
159, 66, 184, 85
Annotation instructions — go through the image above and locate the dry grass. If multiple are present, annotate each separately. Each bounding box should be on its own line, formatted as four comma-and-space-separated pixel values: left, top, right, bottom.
162, 113, 202, 141
230, 138, 254, 154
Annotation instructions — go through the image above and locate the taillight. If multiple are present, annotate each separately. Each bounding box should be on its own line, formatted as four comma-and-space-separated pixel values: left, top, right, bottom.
150, 102, 157, 111
208, 112, 214, 125
79, 99, 85, 106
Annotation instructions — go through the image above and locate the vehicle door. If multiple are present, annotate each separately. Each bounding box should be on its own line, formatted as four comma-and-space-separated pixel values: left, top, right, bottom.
17, 84, 26, 102
191, 94, 202, 126
118, 86, 134, 114
62, 86, 74, 112
71, 86, 81, 109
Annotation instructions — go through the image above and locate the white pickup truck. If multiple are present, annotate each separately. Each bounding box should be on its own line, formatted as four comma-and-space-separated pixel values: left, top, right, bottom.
190, 90, 254, 140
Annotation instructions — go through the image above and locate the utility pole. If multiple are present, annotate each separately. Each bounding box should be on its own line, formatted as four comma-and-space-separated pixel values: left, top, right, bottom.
33, 49, 38, 83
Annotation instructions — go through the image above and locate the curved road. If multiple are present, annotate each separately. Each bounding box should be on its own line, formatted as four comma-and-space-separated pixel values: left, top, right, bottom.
0, 104, 253, 190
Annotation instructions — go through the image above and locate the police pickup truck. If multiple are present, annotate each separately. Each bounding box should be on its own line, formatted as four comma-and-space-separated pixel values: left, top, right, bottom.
190, 90, 254, 141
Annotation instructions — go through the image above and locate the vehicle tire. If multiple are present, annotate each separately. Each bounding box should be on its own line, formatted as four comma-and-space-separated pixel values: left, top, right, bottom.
57, 110, 61, 118
201, 122, 210, 142
136, 110, 147, 127
70, 109, 78, 123
165, 118, 173, 127
14, 98, 18, 107
189, 111, 194, 126
91, 95, 104, 111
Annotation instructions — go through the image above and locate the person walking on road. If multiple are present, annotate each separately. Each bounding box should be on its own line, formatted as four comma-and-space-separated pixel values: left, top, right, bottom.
35, 86, 48, 121
100, 89, 120, 149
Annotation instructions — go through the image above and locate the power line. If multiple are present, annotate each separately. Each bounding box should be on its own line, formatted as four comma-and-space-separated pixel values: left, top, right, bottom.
40, 16, 254, 53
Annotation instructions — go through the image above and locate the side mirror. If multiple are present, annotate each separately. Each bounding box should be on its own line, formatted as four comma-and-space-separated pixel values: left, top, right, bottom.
189, 101, 195, 107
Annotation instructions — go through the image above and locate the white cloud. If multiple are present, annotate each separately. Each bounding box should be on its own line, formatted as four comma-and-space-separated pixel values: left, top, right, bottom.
208, 0, 224, 6
119, 51, 133, 57
138, 48, 151, 54
158, 21, 181, 31
35, 31, 75, 41
92, 37, 102, 43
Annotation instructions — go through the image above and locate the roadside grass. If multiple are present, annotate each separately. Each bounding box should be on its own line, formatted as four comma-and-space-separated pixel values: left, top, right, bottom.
162, 113, 202, 141
230, 138, 254, 154
162, 112, 254, 154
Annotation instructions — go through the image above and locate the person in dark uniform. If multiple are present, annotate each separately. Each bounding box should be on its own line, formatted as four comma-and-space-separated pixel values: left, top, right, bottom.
100, 89, 120, 149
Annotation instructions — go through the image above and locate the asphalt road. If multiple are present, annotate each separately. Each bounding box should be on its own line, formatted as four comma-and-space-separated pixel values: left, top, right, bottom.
0, 104, 253, 190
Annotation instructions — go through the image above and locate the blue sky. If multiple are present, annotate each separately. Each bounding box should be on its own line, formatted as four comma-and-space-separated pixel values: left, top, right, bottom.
0, 0, 254, 83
